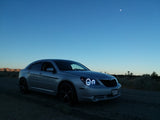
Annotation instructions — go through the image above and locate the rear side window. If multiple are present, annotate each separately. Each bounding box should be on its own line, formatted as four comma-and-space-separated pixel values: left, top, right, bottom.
30, 62, 42, 71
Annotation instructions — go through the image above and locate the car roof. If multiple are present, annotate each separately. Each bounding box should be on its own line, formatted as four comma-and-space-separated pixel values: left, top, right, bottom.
31, 59, 76, 64
25, 59, 76, 69
35, 59, 74, 62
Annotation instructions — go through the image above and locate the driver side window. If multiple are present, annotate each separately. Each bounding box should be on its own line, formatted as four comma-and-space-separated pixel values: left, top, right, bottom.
41, 62, 56, 72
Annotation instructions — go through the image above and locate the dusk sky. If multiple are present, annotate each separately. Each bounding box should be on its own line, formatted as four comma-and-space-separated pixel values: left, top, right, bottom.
0, 0, 160, 75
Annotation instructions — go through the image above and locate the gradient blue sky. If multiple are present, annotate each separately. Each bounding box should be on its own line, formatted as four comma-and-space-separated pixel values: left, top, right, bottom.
0, 0, 160, 75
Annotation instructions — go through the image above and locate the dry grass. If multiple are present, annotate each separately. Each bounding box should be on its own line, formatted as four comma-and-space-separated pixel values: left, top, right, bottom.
0, 71, 19, 78
117, 75, 160, 91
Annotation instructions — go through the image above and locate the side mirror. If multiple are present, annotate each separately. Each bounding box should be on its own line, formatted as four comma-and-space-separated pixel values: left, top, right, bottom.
46, 68, 55, 72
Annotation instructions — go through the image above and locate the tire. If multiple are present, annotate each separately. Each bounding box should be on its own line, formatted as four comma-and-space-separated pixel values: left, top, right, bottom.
58, 82, 77, 105
19, 78, 29, 94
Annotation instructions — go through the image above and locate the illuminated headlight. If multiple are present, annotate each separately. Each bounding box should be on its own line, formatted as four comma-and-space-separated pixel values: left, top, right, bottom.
80, 77, 98, 86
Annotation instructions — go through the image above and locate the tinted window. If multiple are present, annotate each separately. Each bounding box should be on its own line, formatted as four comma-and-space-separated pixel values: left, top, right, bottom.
30, 62, 42, 71
54, 60, 90, 71
41, 62, 54, 71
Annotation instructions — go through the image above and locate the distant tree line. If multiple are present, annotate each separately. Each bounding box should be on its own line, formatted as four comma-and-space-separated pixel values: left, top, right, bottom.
101, 71, 159, 79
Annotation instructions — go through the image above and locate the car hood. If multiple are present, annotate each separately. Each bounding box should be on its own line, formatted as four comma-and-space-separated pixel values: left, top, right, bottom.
64, 71, 115, 80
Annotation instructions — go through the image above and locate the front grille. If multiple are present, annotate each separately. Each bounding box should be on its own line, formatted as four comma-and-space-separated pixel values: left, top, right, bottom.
100, 79, 117, 87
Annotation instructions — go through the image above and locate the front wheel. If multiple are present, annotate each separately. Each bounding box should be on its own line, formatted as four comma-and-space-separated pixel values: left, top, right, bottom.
58, 82, 77, 105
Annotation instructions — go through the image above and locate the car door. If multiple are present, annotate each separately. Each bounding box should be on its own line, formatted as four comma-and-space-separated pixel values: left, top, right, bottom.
38, 62, 58, 93
27, 62, 43, 89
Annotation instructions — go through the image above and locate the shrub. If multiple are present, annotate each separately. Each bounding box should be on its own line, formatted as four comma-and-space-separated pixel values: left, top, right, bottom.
151, 71, 158, 79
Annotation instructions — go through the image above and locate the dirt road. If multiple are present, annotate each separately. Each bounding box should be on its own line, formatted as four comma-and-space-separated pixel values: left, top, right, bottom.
0, 77, 160, 120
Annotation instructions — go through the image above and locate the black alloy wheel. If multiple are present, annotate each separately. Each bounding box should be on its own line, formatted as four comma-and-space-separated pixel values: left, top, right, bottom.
58, 82, 77, 105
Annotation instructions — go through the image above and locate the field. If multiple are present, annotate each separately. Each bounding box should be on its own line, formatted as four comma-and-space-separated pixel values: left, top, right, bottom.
0, 72, 160, 120
116, 75, 160, 91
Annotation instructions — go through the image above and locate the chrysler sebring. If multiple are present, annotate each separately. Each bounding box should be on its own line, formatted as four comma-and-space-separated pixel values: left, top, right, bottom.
19, 59, 121, 104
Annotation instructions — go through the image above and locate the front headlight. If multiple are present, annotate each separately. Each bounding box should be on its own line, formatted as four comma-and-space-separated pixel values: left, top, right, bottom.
80, 77, 98, 86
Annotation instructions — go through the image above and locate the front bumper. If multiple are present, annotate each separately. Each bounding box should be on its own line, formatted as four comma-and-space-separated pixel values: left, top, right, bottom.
77, 83, 121, 102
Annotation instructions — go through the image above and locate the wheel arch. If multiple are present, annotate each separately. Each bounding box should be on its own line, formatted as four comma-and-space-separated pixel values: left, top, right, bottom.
57, 80, 78, 104
19, 77, 26, 80
57, 80, 77, 95
19, 77, 27, 83
19, 77, 29, 89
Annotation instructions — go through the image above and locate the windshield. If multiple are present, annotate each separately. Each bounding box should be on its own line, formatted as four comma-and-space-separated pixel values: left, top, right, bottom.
54, 60, 90, 71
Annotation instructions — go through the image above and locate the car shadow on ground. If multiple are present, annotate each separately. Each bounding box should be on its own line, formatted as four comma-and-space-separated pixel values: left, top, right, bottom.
21, 90, 120, 108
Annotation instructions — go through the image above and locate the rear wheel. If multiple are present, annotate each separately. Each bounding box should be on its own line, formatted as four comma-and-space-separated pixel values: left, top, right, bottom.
19, 78, 29, 94
58, 82, 77, 105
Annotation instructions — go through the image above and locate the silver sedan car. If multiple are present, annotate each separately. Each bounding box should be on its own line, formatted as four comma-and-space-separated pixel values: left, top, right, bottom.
19, 59, 121, 104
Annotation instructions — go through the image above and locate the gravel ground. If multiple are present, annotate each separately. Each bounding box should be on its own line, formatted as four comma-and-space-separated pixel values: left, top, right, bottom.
0, 77, 160, 120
